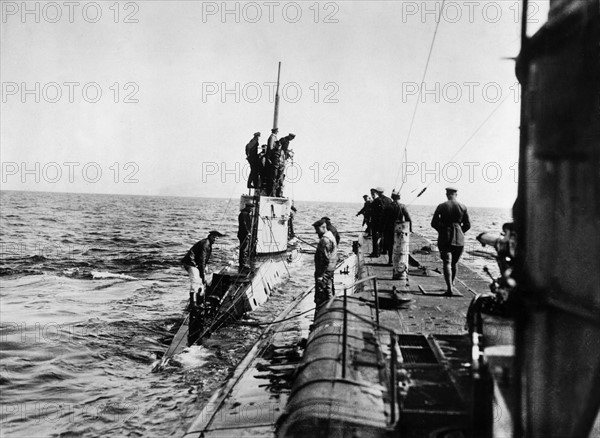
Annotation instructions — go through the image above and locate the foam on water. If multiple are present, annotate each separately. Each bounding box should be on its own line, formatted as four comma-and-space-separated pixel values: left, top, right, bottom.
174, 345, 215, 369
91, 270, 138, 280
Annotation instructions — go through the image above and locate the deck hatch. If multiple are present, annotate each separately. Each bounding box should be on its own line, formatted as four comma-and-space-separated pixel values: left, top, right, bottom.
398, 335, 438, 364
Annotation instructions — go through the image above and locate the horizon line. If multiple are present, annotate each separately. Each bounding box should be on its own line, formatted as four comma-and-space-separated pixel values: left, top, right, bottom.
0, 188, 514, 210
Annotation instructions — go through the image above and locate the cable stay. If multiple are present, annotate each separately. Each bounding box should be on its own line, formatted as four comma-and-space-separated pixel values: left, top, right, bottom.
406, 93, 510, 206
393, 0, 447, 192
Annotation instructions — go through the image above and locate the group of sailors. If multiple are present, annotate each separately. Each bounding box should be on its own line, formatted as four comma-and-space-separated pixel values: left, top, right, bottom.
310, 187, 414, 312
181, 185, 470, 314
355, 187, 412, 264
246, 128, 296, 197
311, 186, 470, 312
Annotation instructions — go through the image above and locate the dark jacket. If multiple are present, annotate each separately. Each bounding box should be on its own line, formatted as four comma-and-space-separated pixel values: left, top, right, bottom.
357, 200, 372, 219
324, 221, 341, 245
181, 238, 212, 278
279, 136, 294, 161
238, 209, 253, 240
431, 200, 471, 248
245, 136, 259, 161
266, 144, 282, 168
372, 194, 392, 230
382, 201, 412, 232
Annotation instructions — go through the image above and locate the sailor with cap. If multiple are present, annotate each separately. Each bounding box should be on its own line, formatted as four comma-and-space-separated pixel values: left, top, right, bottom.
431, 187, 471, 295
182, 230, 225, 296
274, 133, 296, 197
312, 218, 338, 313
238, 202, 254, 271
356, 194, 372, 236
321, 216, 341, 245
382, 189, 412, 266
369, 187, 392, 257
279, 133, 296, 161
265, 138, 282, 196
267, 128, 279, 151
245, 132, 261, 189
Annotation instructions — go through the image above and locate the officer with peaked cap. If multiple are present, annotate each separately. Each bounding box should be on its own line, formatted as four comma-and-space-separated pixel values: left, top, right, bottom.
182, 230, 225, 295
431, 186, 471, 295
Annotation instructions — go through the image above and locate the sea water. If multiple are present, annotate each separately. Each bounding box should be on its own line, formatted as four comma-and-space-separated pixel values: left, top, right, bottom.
0, 190, 510, 437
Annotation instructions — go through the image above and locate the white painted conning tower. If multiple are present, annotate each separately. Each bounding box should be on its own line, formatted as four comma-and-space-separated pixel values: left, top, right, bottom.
240, 195, 290, 255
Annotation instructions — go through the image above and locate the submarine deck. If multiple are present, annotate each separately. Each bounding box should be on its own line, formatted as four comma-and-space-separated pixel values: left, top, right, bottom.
184, 233, 512, 437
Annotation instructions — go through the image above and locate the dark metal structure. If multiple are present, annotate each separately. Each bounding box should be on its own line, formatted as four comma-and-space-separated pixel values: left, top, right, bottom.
514, 0, 600, 436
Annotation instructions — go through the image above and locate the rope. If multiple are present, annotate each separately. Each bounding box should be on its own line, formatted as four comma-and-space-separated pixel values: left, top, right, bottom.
394, 0, 447, 190
294, 234, 317, 249
231, 306, 316, 327
406, 93, 510, 206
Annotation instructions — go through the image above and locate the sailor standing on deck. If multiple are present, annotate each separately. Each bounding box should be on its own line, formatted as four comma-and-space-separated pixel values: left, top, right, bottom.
313, 219, 338, 312
238, 203, 254, 271
267, 127, 278, 151
288, 204, 297, 239
382, 190, 412, 266
279, 133, 295, 160
245, 132, 261, 189
431, 187, 471, 295
356, 194, 372, 236
369, 187, 391, 257
321, 216, 341, 245
258, 145, 268, 194
181, 231, 225, 295
265, 140, 282, 196
275, 133, 295, 197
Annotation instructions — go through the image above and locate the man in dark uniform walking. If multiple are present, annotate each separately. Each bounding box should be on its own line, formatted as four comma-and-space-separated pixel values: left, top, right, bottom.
238, 203, 254, 271
182, 230, 225, 295
431, 187, 471, 295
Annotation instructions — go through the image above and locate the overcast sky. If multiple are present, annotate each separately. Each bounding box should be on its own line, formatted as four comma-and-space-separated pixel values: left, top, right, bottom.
1, 1, 549, 207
